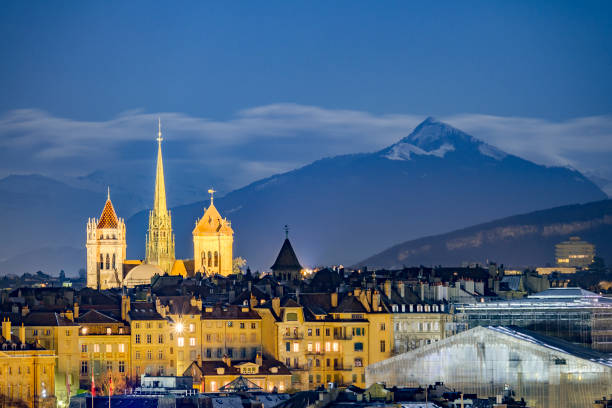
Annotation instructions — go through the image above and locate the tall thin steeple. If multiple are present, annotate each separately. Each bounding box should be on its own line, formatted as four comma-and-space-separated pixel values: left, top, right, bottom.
154, 118, 167, 216
145, 118, 175, 274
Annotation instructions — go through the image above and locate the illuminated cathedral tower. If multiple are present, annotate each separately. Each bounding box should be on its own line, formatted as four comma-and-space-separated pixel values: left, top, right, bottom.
193, 189, 234, 276
145, 119, 175, 274
86, 189, 127, 289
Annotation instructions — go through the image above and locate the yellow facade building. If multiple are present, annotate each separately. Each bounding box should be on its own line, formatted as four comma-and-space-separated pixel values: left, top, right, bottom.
193, 190, 234, 276
0, 318, 57, 408
269, 290, 392, 391
20, 312, 80, 405
127, 300, 173, 378
77, 309, 131, 391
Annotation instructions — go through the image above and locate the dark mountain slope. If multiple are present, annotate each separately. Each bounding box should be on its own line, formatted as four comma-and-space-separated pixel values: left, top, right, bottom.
356, 199, 612, 268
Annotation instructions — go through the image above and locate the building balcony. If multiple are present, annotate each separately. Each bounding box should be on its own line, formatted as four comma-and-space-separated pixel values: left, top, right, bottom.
334, 365, 353, 371
333, 334, 352, 340
283, 334, 304, 340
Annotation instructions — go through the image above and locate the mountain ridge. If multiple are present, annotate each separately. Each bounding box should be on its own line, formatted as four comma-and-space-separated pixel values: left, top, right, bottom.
355, 199, 612, 268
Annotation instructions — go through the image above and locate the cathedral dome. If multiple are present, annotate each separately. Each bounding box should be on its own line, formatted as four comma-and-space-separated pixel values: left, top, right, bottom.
123, 264, 162, 287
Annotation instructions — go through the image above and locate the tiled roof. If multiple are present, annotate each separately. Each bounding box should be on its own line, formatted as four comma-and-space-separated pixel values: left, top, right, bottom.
23, 312, 78, 326
193, 203, 233, 235
333, 296, 368, 314
158, 296, 201, 315
97, 198, 119, 229
128, 303, 164, 321
271, 239, 302, 271
189, 358, 291, 376
77, 309, 120, 324
201, 305, 261, 320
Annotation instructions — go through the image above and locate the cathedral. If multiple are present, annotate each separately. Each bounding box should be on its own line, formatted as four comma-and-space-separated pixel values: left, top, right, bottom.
86, 120, 234, 289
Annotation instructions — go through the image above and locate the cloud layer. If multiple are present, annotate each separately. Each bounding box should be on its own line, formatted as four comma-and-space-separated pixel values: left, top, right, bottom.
1, 104, 611, 199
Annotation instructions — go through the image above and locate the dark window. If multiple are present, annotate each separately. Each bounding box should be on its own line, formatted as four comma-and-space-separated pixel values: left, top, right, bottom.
285, 342, 290, 352
354, 342, 363, 352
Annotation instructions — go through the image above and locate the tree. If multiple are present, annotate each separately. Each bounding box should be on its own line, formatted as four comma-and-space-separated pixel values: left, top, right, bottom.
233, 257, 247, 275
98, 371, 127, 396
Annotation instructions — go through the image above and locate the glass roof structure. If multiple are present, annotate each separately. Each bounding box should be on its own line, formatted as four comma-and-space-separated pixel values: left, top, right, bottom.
366, 325, 612, 408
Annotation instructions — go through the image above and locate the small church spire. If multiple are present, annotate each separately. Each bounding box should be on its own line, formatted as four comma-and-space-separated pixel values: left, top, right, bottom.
284, 224, 289, 239
157, 117, 163, 144
208, 188, 216, 205
107, 186, 110, 201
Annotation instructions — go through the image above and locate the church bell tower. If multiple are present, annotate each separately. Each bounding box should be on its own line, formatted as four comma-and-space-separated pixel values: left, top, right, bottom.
145, 119, 176, 274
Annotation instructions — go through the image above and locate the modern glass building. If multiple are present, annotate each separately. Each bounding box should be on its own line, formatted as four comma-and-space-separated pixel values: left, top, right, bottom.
555, 236, 595, 268
454, 287, 612, 352
366, 326, 612, 408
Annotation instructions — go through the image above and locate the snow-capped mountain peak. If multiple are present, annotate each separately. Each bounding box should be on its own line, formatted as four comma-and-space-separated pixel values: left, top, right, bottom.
381, 117, 508, 161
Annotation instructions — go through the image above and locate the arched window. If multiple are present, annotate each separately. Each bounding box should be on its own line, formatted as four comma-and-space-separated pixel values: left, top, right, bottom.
100, 254, 104, 269
112, 254, 116, 269
214, 251, 219, 267
201, 251, 206, 269
208, 251, 212, 267
105, 254, 110, 269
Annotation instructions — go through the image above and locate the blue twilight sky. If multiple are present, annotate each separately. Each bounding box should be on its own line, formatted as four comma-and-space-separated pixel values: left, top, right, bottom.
2, 1, 611, 120
1, 1, 612, 198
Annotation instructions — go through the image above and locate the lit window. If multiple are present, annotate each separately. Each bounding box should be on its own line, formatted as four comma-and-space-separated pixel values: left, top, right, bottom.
118, 343, 125, 353
106, 327, 112, 335
325, 342, 331, 352
106, 344, 112, 353
332, 342, 339, 352
189, 323, 195, 333
190, 337, 196, 346
81, 328, 88, 335
307, 343, 313, 352
211, 381, 217, 392
315, 343, 321, 352
178, 337, 184, 347
293, 342, 299, 352
93, 344, 100, 353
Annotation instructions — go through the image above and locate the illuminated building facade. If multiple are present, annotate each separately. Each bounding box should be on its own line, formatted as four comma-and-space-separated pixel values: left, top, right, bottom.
367, 326, 612, 408
0, 319, 56, 408
145, 120, 176, 274
555, 236, 595, 268
192, 190, 234, 276
76, 309, 131, 391
86, 191, 127, 289
271, 290, 392, 391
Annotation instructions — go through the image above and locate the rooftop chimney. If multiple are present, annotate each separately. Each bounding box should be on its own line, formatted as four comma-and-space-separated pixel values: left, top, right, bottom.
2, 318, 11, 341
330, 292, 338, 308
121, 295, 131, 321
383, 280, 392, 298
19, 324, 25, 345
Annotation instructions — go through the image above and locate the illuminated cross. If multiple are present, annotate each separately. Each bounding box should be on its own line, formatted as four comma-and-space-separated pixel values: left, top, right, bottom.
208, 188, 216, 204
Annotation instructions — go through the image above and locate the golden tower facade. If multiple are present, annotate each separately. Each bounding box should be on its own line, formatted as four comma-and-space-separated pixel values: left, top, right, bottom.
86, 189, 127, 289
145, 120, 175, 274
193, 189, 234, 276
